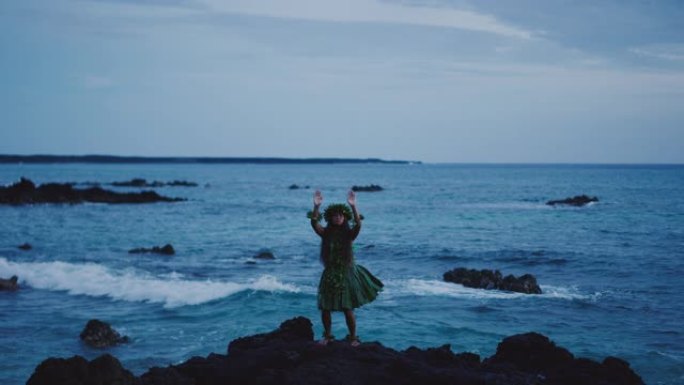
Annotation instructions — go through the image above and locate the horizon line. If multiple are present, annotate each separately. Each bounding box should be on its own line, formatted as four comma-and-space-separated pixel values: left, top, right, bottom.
0, 154, 682, 166
0, 154, 419, 165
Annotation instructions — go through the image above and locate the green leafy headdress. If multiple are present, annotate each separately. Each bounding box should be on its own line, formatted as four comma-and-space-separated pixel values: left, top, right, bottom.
307, 203, 363, 224
323, 203, 352, 222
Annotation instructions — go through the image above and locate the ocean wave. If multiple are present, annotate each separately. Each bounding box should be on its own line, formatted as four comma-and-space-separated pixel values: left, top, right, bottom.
458, 202, 549, 210
384, 279, 599, 301
493, 255, 569, 266
0, 257, 299, 308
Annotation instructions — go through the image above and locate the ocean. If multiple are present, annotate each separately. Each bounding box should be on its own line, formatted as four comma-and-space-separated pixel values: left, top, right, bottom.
1, 163, 683, 384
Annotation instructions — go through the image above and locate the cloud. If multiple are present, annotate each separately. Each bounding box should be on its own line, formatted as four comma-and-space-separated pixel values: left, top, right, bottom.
629, 44, 684, 62
196, 0, 534, 39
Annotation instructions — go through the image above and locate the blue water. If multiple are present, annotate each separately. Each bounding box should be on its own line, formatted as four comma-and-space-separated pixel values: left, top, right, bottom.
1, 163, 683, 385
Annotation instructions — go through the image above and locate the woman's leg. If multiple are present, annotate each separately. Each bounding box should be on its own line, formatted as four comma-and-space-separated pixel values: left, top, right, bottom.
321, 310, 332, 338
343, 309, 356, 340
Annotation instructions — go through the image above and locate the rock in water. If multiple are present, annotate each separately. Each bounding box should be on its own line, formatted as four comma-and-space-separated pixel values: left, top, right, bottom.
0, 275, 19, 291
129, 244, 175, 255
79, 319, 129, 348
443, 267, 542, 294
18, 242, 32, 250
546, 195, 599, 206
254, 248, 276, 260
351, 184, 383, 192
0, 178, 185, 204
111, 179, 198, 187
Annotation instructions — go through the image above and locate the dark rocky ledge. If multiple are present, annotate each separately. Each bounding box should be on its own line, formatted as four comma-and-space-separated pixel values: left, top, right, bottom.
0, 178, 185, 205
444, 267, 542, 294
546, 195, 598, 207
27, 316, 643, 385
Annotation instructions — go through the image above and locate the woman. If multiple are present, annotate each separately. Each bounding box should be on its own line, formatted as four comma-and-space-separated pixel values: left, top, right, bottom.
309, 189, 383, 346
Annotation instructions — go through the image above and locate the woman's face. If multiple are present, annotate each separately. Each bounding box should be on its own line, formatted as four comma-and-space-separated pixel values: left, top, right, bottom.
331, 212, 345, 226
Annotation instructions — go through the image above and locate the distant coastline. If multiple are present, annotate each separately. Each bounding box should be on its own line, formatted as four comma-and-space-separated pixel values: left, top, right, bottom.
0, 155, 419, 165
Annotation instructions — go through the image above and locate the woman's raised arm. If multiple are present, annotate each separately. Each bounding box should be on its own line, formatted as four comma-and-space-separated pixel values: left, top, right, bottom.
348, 190, 362, 240
311, 190, 325, 237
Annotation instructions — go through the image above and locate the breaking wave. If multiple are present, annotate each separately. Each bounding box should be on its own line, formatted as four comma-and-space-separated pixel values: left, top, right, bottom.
0, 257, 300, 308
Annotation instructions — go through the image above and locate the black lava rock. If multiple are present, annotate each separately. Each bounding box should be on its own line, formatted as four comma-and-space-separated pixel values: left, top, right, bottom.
129, 244, 175, 255
443, 267, 542, 294
352, 184, 383, 192
485, 333, 644, 385
0, 275, 19, 291
29, 316, 644, 385
0, 178, 184, 205
79, 319, 130, 348
546, 195, 599, 207
111, 179, 197, 187
26, 354, 136, 385
254, 249, 276, 260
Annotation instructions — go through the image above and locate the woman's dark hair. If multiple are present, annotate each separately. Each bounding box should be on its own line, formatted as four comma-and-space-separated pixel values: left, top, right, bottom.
320, 220, 354, 267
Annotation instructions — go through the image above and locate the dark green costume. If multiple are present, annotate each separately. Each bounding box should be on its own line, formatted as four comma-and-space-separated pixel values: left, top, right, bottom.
312, 215, 383, 311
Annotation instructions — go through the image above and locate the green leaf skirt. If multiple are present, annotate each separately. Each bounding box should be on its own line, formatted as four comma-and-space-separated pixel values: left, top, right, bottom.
317, 264, 384, 311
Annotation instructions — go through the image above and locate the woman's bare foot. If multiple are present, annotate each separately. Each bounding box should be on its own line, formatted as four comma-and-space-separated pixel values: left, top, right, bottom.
318, 334, 334, 346
346, 335, 360, 347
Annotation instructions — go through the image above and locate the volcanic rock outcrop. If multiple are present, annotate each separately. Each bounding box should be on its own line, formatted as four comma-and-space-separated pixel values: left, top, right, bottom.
27, 316, 644, 385
443, 267, 542, 294
0, 178, 184, 204
79, 319, 130, 348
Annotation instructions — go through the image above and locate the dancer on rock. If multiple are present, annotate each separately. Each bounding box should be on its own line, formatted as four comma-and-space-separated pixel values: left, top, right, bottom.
309, 189, 383, 347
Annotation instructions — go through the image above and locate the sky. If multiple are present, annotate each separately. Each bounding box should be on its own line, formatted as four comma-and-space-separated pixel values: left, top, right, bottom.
1, 0, 683, 163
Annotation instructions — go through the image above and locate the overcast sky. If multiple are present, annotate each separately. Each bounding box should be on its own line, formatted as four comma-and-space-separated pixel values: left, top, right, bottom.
1, 0, 683, 163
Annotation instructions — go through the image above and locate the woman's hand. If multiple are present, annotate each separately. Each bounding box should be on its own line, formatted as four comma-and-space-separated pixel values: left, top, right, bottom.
347, 190, 357, 207
313, 190, 323, 207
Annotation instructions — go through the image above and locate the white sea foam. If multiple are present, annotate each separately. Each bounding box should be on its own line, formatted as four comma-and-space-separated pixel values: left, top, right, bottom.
539, 285, 602, 301
0, 257, 299, 308
385, 279, 598, 301
393, 279, 527, 299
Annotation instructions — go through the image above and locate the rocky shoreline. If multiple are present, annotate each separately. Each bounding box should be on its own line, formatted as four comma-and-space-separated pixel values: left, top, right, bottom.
0, 178, 184, 205
27, 316, 643, 385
